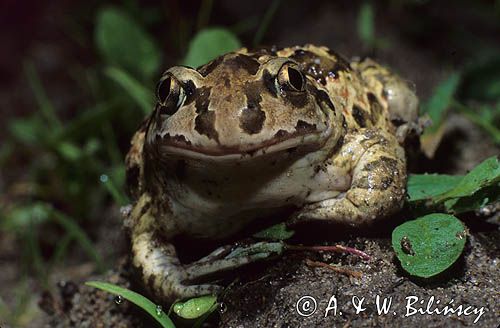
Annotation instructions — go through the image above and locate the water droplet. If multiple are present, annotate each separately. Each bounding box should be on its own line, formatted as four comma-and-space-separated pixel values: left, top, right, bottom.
219, 302, 227, 314
155, 305, 163, 317
120, 204, 132, 217
114, 295, 123, 305
100, 174, 108, 183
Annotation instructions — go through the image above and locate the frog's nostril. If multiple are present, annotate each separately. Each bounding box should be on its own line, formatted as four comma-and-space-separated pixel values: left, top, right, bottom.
239, 106, 266, 135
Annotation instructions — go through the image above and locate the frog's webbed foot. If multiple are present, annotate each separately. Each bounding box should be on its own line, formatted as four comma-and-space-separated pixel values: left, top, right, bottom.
290, 130, 407, 227
132, 232, 223, 304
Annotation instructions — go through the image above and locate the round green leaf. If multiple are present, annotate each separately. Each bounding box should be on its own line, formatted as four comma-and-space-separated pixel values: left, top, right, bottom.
392, 213, 467, 278
95, 7, 161, 79
173, 295, 217, 319
183, 28, 241, 68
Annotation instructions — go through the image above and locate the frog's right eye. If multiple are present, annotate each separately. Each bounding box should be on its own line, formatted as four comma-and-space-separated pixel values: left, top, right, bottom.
156, 75, 186, 115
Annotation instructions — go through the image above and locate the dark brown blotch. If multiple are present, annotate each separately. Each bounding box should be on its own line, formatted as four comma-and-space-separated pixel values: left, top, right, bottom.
312, 87, 336, 113
225, 54, 260, 75
292, 48, 351, 84
364, 156, 399, 173
367, 92, 383, 125
183, 80, 197, 105
198, 56, 224, 77
284, 91, 308, 108
326, 48, 352, 70
125, 164, 140, 198
274, 129, 289, 139
240, 86, 265, 134
195, 110, 219, 140
195, 86, 211, 113
262, 69, 278, 97
352, 175, 394, 190
352, 105, 369, 128
240, 107, 266, 134
295, 120, 317, 133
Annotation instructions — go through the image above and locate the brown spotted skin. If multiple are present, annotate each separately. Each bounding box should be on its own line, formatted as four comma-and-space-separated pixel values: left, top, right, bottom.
124, 44, 419, 304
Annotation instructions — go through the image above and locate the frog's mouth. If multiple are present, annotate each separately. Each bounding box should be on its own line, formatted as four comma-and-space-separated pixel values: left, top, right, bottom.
157, 126, 333, 161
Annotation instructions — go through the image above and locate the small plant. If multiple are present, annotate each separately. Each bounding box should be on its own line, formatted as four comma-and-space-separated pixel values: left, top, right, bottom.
86, 281, 176, 328
393, 156, 500, 277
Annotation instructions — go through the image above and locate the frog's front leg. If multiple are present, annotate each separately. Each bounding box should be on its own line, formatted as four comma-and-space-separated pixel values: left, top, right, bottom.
292, 129, 407, 226
132, 231, 223, 304
130, 195, 277, 303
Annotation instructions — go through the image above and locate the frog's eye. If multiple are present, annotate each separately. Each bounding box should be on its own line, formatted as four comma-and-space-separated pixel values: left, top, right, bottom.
277, 63, 306, 92
156, 75, 186, 115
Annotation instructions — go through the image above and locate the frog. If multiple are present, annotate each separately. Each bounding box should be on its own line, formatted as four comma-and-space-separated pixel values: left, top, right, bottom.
124, 44, 419, 304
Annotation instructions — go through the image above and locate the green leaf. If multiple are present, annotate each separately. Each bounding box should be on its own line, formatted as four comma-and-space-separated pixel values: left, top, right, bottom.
434, 156, 500, 202
420, 73, 461, 157
173, 295, 217, 319
95, 7, 161, 79
8, 117, 45, 145
253, 223, 295, 240
183, 28, 241, 68
392, 213, 467, 278
57, 141, 83, 162
1, 203, 50, 231
444, 184, 500, 214
407, 174, 462, 202
408, 157, 500, 213
85, 281, 176, 328
422, 72, 461, 132
105, 66, 154, 115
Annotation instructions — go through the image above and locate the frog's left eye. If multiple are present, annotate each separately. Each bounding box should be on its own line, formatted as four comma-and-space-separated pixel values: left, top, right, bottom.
156, 75, 186, 115
277, 63, 306, 92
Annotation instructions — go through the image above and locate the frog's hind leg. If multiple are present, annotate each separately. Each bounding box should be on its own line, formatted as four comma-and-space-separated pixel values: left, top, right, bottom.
290, 129, 407, 226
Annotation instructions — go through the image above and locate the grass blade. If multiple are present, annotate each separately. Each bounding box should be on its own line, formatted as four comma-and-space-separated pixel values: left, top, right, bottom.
358, 2, 374, 47
99, 173, 129, 206
86, 281, 176, 328
105, 66, 154, 115
453, 100, 500, 145
24, 61, 62, 130
253, 0, 282, 46
49, 207, 104, 271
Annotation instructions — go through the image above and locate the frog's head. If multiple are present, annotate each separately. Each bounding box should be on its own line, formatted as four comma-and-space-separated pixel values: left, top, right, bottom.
145, 52, 339, 161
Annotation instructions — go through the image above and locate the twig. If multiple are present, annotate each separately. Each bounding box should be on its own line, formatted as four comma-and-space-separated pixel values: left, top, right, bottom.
305, 259, 363, 278
286, 244, 371, 261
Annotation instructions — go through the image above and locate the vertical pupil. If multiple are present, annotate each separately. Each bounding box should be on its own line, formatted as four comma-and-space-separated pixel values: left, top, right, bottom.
287, 67, 303, 90
157, 77, 171, 103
